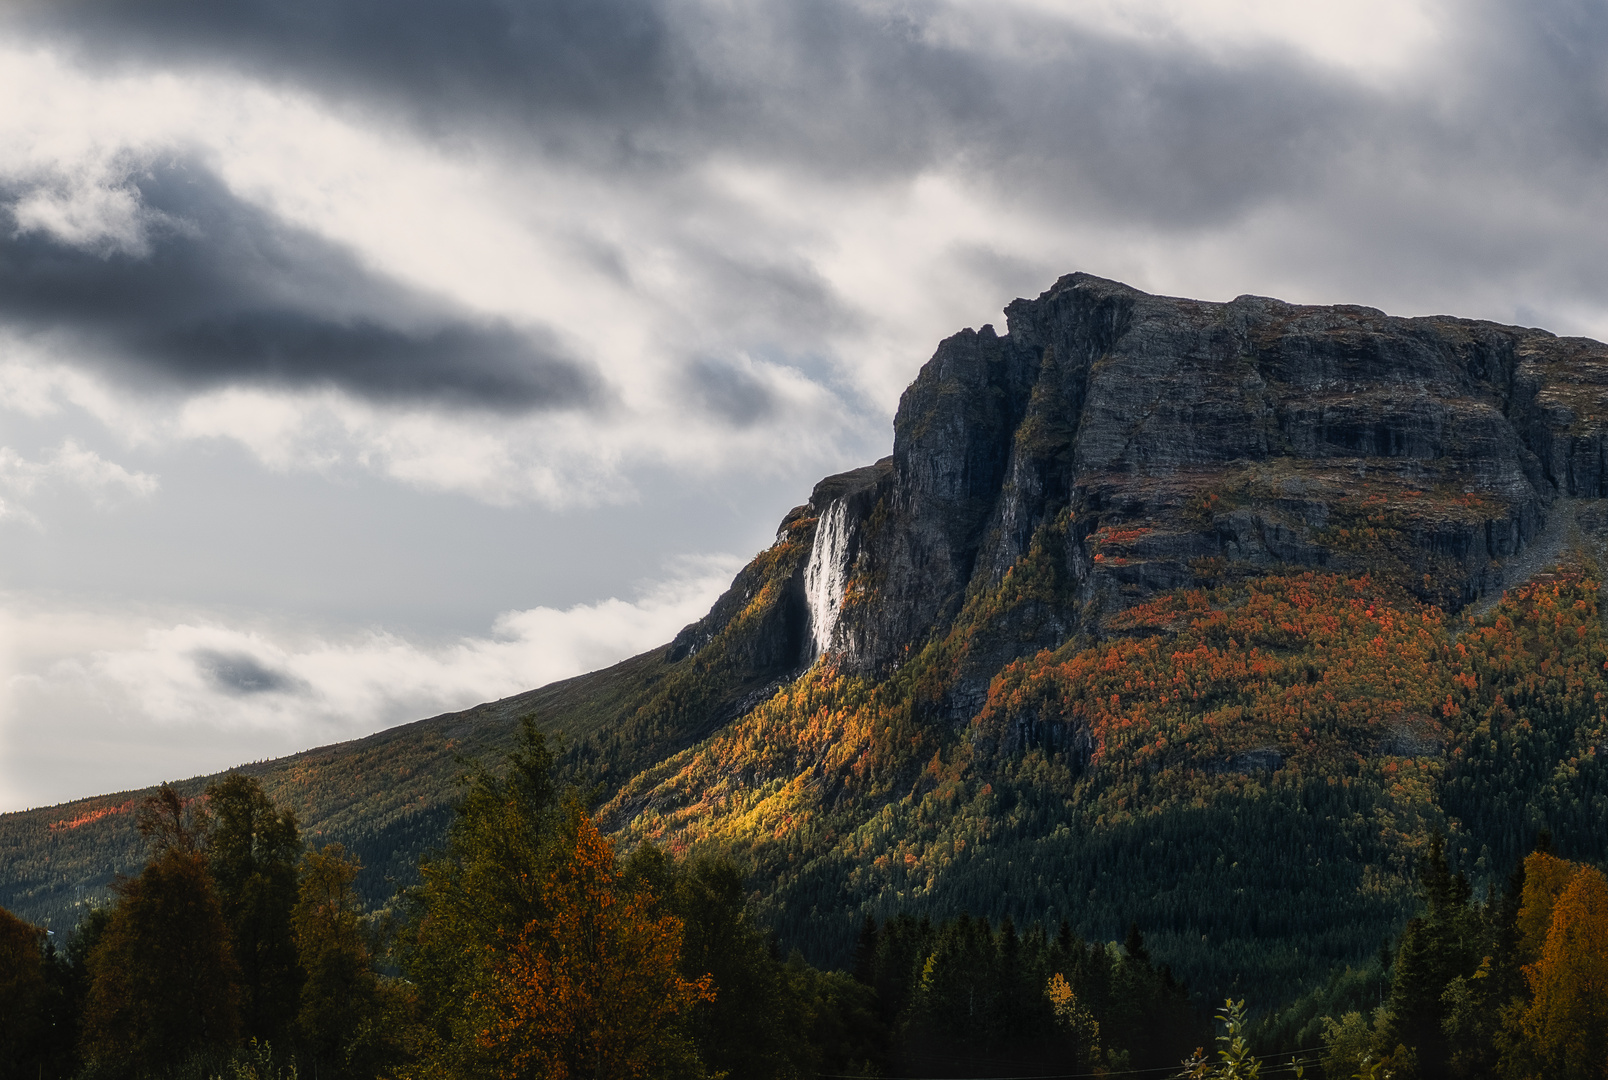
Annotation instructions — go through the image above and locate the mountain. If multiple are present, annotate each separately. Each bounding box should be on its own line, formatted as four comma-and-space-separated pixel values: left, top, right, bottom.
7, 272, 1608, 1009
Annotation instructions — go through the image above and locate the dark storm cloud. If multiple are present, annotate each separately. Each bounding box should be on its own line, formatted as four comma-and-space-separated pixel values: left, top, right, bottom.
14, 0, 1608, 232
681, 358, 777, 427
0, 0, 1360, 225
5, 0, 685, 144
193, 649, 307, 696
0, 160, 603, 410
6, 0, 1608, 346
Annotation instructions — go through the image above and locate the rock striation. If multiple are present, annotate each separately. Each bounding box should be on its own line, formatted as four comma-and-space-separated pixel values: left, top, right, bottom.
683, 273, 1608, 708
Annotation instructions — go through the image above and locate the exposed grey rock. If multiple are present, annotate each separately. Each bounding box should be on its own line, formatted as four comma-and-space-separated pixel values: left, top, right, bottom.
830, 274, 1608, 675
690, 272, 1608, 710
1207, 747, 1285, 775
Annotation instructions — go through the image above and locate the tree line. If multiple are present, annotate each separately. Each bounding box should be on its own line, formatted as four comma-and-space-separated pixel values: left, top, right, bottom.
0, 713, 1217, 1080
5, 719, 1607, 1079
1269, 833, 1608, 1080
1, 768, 400, 1080
0, 719, 886, 1080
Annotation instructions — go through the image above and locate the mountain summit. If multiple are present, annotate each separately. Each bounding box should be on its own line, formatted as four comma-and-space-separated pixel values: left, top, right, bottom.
676, 270, 1608, 702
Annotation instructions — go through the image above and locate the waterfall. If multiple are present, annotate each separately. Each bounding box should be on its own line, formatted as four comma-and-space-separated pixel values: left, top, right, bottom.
803, 499, 852, 657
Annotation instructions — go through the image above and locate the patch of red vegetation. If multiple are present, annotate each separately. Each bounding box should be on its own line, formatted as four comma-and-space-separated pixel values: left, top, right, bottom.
49, 798, 139, 831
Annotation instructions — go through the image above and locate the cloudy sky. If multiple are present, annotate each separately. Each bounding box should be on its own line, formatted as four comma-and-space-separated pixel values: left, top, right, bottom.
1, 0, 1606, 811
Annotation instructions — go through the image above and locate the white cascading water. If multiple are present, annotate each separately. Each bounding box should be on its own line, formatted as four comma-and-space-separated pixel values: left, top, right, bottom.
803, 499, 852, 657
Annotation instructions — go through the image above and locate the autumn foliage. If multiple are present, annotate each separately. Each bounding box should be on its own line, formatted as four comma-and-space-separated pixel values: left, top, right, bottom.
1512, 853, 1608, 1079
7, 533, 1608, 1077
477, 814, 713, 1080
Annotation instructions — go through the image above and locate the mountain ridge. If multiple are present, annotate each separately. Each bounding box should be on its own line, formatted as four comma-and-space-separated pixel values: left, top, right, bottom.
7, 271, 1608, 1009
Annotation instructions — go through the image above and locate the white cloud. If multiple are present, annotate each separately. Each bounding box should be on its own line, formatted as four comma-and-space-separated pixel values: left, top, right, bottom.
0, 439, 158, 523
992, 0, 1447, 79
3, 13, 1599, 515
9, 170, 156, 256
0, 45, 877, 505
0, 554, 743, 808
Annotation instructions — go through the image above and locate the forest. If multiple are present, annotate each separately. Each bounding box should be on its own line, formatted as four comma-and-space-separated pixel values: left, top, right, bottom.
589, 519, 1608, 1005
3, 714, 1606, 1080
5, 524, 1608, 1078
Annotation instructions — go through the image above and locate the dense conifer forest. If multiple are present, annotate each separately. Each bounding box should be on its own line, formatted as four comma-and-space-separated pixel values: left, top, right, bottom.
6, 463, 1608, 1078
4, 708, 1606, 1079
593, 513, 1608, 1003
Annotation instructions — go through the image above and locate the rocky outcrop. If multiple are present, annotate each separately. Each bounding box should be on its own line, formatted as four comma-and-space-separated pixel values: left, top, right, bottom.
700, 273, 1608, 693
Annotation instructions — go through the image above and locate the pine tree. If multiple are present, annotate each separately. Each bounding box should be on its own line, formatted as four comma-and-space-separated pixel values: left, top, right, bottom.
660, 853, 805, 1079
852, 913, 878, 986
399, 716, 562, 1076
1381, 834, 1482, 1078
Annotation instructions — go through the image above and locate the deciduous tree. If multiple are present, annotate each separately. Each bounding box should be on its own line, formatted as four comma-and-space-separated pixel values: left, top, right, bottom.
80, 803, 241, 1076
208, 773, 303, 1046
477, 811, 713, 1080
400, 717, 564, 1076
1517, 864, 1608, 1080
0, 906, 69, 1080
294, 843, 386, 1078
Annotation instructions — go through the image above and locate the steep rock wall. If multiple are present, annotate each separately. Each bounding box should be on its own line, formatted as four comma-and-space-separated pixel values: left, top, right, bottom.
684, 272, 1608, 698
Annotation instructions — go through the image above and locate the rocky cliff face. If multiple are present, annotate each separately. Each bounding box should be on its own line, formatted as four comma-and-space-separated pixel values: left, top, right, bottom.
690, 273, 1608, 707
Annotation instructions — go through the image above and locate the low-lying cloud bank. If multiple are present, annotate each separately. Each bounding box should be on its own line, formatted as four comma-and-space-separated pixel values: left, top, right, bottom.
0, 554, 742, 810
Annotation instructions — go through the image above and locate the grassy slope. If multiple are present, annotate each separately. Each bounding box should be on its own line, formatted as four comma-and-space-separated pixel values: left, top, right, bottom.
0, 508, 815, 934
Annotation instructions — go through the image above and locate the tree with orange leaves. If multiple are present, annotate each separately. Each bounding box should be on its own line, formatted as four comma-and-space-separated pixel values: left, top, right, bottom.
477, 809, 714, 1080
400, 719, 715, 1079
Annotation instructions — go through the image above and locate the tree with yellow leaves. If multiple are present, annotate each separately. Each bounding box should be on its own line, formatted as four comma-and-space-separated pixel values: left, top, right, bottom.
1513, 860, 1608, 1080
1045, 971, 1101, 1070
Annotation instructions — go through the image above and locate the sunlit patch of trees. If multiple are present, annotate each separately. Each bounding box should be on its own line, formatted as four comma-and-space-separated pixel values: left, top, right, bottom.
1250, 835, 1608, 1080
0, 721, 885, 1080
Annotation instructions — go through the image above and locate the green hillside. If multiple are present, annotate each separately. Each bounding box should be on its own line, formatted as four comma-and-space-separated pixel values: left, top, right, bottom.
13, 517, 1602, 1012
0, 647, 671, 932
600, 516, 1608, 1005
0, 508, 813, 934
